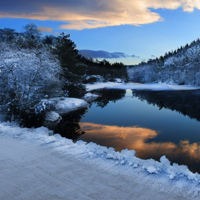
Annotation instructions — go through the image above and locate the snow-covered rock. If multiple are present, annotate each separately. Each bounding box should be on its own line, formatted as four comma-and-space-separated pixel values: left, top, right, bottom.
115, 78, 122, 83
84, 75, 104, 83
54, 98, 88, 114
44, 111, 62, 128
82, 93, 99, 102
35, 97, 89, 115
45, 111, 62, 123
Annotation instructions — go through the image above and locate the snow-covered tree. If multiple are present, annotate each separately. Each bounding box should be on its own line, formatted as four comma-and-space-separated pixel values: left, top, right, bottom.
0, 42, 64, 107
127, 38, 200, 86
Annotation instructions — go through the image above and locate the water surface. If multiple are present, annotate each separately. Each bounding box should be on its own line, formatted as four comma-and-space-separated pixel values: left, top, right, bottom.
77, 89, 200, 173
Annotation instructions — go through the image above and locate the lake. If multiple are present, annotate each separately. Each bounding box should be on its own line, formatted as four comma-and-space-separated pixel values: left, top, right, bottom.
55, 88, 200, 173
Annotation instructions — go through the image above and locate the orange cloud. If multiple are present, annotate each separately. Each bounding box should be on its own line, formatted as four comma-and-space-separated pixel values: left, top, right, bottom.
38, 26, 53, 33
0, 0, 200, 30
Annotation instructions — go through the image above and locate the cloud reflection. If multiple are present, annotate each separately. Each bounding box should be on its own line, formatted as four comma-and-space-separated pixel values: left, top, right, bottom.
80, 122, 200, 168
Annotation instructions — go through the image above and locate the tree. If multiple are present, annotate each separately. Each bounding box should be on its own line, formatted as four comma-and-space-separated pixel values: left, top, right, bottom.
0, 42, 63, 107
22, 23, 42, 48
54, 32, 79, 68
23, 23, 41, 41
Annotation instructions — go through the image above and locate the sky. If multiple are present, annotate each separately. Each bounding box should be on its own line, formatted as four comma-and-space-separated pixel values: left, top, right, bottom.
1, 0, 200, 65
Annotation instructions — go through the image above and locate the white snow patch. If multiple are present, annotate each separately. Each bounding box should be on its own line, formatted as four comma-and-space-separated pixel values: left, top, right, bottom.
86, 82, 122, 91
35, 97, 89, 115
147, 166, 157, 174
85, 75, 104, 82
45, 111, 62, 123
115, 78, 122, 83
86, 82, 200, 91
82, 93, 99, 102
54, 98, 88, 114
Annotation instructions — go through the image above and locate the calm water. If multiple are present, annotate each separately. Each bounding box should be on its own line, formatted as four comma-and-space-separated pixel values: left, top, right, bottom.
75, 89, 200, 173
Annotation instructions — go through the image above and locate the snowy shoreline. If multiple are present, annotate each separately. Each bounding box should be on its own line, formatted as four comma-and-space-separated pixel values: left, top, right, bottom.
1, 82, 200, 199
1, 122, 200, 199
37, 94, 99, 124
86, 82, 200, 91
0, 121, 200, 182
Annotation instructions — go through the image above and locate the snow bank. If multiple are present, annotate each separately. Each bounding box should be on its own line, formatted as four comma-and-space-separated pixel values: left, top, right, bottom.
0, 121, 200, 183
86, 82, 122, 91
35, 97, 89, 115
86, 82, 200, 91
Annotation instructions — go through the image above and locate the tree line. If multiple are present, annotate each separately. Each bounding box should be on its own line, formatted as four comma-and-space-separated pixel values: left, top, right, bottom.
128, 38, 200, 85
0, 23, 128, 123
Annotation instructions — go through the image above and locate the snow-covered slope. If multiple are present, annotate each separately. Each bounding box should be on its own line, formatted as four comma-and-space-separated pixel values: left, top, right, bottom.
1, 122, 200, 199
128, 39, 200, 86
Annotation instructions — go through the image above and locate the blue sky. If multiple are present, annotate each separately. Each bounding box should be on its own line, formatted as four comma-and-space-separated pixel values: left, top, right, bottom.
1, 0, 200, 65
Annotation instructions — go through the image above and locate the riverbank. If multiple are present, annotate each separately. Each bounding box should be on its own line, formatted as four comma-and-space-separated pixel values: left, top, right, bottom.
0, 122, 200, 200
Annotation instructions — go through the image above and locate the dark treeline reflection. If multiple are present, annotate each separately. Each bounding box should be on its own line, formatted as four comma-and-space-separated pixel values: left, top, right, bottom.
54, 108, 87, 142
93, 89, 126, 108
53, 89, 125, 141
132, 89, 200, 121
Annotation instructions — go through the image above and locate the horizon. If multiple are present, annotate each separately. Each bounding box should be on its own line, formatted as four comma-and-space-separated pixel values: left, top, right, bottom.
1, 1, 200, 65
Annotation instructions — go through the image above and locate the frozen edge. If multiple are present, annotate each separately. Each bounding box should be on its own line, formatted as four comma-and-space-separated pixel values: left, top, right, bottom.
0, 122, 200, 183
86, 82, 200, 91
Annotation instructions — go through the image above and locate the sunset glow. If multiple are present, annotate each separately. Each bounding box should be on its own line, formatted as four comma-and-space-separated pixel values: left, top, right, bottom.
1, 0, 200, 64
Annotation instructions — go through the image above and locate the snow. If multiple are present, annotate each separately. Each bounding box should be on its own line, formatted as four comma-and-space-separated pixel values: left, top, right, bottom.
115, 78, 122, 83
45, 111, 62, 123
0, 42, 63, 105
86, 82, 200, 91
85, 75, 104, 81
86, 82, 122, 91
54, 97, 88, 114
82, 92, 100, 102
1, 122, 200, 199
35, 97, 89, 115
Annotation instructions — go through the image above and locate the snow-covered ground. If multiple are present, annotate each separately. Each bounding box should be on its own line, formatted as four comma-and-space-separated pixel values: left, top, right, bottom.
86, 82, 200, 91
1, 82, 200, 199
1, 122, 200, 199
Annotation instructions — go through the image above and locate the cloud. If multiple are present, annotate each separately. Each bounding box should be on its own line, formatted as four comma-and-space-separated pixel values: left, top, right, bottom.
38, 26, 53, 33
79, 50, 137, 59
79, 50, 126, 59
132, 55, 140, 58
0, 0, 200, 30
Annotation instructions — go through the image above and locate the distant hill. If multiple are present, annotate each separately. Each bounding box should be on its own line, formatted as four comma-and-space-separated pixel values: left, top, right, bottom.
127, 38, 200, 86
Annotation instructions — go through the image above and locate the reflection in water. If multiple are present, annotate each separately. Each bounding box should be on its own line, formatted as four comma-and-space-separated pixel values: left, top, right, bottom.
79, 122, 200, 173
132, 90, 200, 121
54, 108, 87, 141
93, 89, 126, 108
